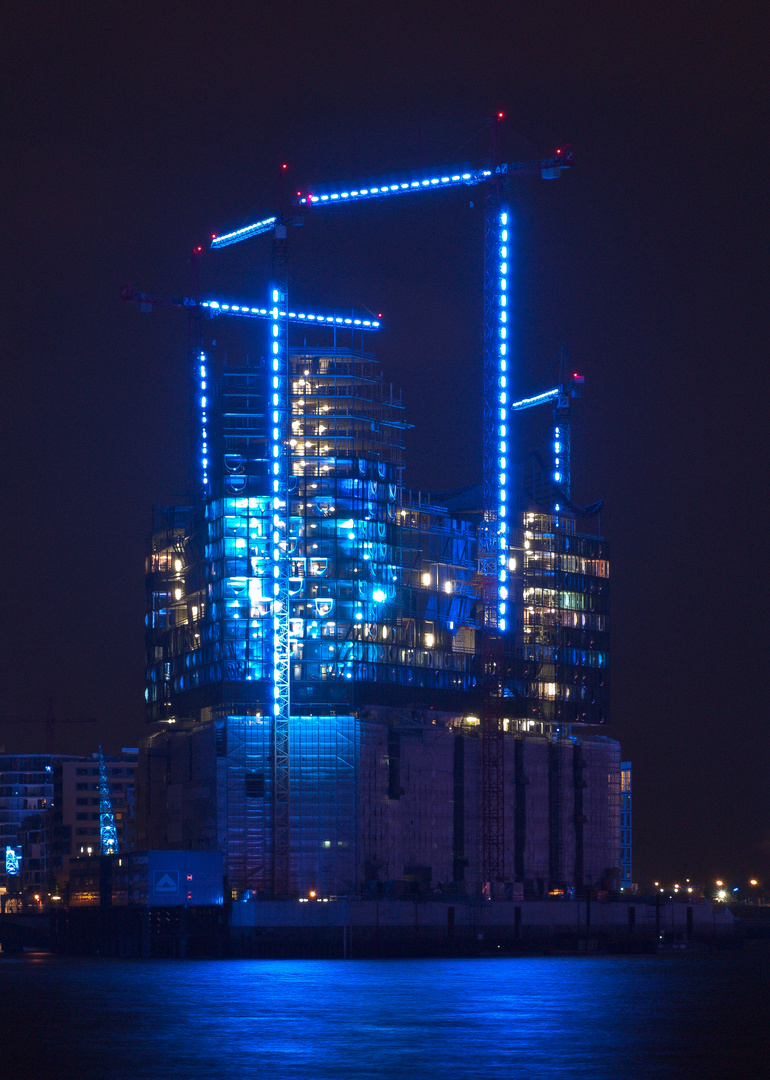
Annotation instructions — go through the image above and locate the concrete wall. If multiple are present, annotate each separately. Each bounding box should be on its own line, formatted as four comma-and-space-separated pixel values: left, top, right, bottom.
137, 716, 622, 898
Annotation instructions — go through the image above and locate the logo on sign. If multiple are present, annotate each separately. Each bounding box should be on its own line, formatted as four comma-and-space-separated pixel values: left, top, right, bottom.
153, 870, 179, 894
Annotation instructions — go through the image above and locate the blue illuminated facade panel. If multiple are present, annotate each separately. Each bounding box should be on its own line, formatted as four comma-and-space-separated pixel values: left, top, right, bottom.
206, 494, 273, 683
289, 715, 358, 896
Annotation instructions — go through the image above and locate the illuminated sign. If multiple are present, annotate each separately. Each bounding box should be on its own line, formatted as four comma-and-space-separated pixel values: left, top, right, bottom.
153, 870, 179, 894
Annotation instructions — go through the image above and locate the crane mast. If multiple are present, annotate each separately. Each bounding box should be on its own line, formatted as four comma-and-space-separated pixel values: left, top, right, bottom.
98, 746, 119, 856
269, 218, 292, 898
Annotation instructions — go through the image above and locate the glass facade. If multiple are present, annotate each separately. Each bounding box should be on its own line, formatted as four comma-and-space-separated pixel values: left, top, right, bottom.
514, 511, 609, 726
145, 347, 490, 722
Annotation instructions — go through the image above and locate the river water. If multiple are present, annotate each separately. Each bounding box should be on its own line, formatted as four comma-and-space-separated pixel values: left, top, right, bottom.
1, 943, 768, 1079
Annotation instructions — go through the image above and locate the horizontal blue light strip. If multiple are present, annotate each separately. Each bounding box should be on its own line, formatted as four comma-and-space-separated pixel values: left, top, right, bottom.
210, 216, 277, 248
511, 387, 560, 411
200, 300, 380, 329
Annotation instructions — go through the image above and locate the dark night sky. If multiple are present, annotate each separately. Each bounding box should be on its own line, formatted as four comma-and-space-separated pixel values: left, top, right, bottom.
3, 1, 768, 889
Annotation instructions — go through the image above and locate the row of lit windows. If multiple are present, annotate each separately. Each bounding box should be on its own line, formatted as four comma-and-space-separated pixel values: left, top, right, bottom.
519, 645, 607, 667
290, 456, 402, 478
152, 660, 481, 698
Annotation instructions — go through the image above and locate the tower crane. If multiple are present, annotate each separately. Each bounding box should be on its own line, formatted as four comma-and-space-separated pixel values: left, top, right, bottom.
126, 258, 382, 898
214, 124, 572, 644
512, 357, 585, 511
2, 700, 97, 755
206, 118, 572, 889
98, 746, 119, 856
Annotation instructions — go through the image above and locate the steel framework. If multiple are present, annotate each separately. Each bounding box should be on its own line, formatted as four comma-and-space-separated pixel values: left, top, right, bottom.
98, 746, 119, 856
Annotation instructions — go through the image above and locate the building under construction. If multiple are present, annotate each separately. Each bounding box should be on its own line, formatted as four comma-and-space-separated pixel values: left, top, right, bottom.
139, 328, 617, 900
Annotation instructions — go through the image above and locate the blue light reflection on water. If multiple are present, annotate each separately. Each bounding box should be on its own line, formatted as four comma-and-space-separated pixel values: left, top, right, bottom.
2, 947, 768, 1079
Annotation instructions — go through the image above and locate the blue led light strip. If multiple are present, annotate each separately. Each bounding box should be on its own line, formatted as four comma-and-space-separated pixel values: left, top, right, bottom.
197, 351, 209, 492
296, 153, 569, 207
210, 216, 277, 248
496, 209, 510, 633
552, 419, 570, 511
269, 285, 291, 730
200, 300, 380, 328
511, 387, 560, 411
299, 170, 490, 205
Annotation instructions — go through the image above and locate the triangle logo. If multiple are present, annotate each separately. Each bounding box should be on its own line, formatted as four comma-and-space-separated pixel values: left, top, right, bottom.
153, 870, 179, 894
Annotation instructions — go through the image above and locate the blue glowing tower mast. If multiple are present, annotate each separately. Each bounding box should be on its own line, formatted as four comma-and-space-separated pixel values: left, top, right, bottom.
98, 746, 119, 856
268, 210, 291, 894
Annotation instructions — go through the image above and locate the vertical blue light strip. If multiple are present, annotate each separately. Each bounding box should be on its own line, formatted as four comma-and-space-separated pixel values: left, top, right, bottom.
497, 208, 510, 632
270, 287, 291, 723
198, 351, 209, 493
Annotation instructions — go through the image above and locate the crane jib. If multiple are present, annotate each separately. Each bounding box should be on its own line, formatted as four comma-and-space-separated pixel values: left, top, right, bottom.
295, 151, 572, 208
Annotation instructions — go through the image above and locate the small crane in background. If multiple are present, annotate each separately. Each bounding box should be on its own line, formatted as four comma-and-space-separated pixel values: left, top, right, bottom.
512, 346, 585, 511
98, 746, 119, 855
2, 700, 98, 755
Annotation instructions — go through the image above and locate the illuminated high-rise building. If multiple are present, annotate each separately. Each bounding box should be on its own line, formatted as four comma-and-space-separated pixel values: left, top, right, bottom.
140, 329, 617, 900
